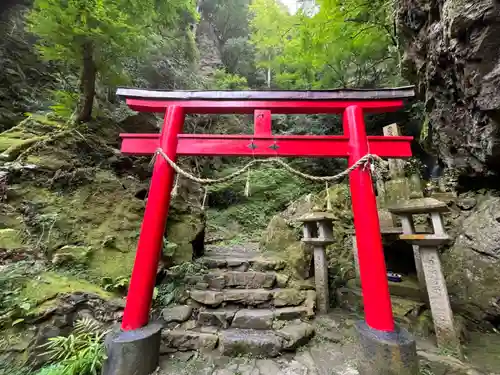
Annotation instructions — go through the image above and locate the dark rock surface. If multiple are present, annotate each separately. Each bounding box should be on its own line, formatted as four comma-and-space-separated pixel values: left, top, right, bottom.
397, 0, 500, 176
442, 195, 500, 322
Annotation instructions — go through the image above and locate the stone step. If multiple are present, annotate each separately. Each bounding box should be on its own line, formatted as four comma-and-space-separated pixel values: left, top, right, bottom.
347, 278, 425, 302
336, 285, 424, 320
189, 288, 316, 309
197, 256, 286, 272
161, 321, 315, 357
205, 243, 260, 256
197, 306, 314, 329
188, 271, 278, 290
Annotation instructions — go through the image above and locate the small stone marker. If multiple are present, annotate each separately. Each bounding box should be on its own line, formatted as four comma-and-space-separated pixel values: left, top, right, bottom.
389, 198, 463, 359
383, 124, 406, 179
297, 212, 335, 314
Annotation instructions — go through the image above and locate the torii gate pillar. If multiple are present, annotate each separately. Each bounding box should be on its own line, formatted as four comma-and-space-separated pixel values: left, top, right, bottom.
103, 88, 419, 375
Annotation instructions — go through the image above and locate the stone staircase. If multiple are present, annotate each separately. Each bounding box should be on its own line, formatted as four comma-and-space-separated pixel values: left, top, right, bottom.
160, 243, 317, 358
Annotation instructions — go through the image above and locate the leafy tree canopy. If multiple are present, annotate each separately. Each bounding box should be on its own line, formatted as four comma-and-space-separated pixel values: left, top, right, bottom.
249, 0, 402, 89
26, 0, 198, 122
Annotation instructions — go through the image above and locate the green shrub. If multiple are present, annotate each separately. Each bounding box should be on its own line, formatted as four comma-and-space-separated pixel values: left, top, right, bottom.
49, 90, 79, 120
35, 318, 107, 375
212, 69, 249, 90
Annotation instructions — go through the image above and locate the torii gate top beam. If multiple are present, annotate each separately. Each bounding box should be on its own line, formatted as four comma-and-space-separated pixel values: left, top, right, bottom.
116, 86, 415, 114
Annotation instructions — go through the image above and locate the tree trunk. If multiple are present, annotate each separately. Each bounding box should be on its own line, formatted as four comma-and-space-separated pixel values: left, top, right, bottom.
75, 41, 96, 123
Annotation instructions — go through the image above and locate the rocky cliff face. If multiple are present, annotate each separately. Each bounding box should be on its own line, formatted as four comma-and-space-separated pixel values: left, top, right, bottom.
397, 0, 500, 177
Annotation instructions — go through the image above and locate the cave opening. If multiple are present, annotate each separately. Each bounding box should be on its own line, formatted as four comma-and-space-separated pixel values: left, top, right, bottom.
383, 239, 417, 277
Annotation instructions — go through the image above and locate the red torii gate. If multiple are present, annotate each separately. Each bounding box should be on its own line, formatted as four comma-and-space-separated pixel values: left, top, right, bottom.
116, 87, 414, 335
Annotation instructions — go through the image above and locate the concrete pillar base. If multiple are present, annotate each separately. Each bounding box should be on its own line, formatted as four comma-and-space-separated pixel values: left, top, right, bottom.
103, 322, 162, 375
355, 321, 419, 375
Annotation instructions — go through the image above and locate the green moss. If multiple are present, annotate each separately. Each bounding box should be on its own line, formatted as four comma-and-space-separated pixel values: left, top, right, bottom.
20, 271, 113, 313
260, 216, 311, 279
0, 137, 25, 153
0, 229, 24, 250
25, 155, 68, 170
0, 136, 46, 161
208, 166, 317, 236
88, 249, 137, 280
52, 245, 92, 266
167, 214, 205, 264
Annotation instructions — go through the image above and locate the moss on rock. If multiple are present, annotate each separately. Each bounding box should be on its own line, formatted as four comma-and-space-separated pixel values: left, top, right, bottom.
19, 271, 113, 315
0, 115, 205, 282
0, 228, 24, 250
52, 245, 92, 266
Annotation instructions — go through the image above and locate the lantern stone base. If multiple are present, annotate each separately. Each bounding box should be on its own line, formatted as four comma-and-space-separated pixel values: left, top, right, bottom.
355, 321, 419, 375
103, 322, 162, 375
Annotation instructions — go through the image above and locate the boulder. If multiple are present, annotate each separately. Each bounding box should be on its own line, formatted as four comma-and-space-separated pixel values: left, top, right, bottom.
442, 195, 500, 321
260, 216, 310, 279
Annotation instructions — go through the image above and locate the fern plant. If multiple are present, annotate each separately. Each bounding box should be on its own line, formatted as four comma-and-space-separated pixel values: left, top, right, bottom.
36, 318, 108, 375
155, 262, 207, 307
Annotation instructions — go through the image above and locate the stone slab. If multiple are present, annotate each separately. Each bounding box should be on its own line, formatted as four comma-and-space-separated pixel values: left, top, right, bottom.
222, 271, 276, 289
387, 198, 448, 215
347, 279, 424, 302
190, 288, 307, 308
223, 289, 274, 306
198, 257, 285, 272
419, 246, 463, 358
274, 306, 312, 320
197, 308, 238, 329
399, 234, 451, 246
161, 306, 193, 324
232, 309, 274, 330
277, 322, 315, 350
103, 323, 162, 375
355, 321, 418, 375
161, 330, 218, 352
218, 329, 284, 357
272, 289, 307, 307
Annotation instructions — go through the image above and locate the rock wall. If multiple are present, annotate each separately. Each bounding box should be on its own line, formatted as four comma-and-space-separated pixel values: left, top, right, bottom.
397, 0, 500, 176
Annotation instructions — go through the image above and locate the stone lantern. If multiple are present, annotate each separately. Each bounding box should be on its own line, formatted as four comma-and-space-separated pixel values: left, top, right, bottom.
297, 212, 336, 314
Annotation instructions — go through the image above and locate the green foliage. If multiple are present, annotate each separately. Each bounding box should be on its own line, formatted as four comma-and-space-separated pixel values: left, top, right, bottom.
102, 276, 129, 294
155, 262, 207, 307
26, 0, 197, 73
212, 69, 249, 90
26, 0, 198, 119
249, 0, 404, 89
0, 262, 39, 326
49, 90, 79, 119
208, 166, 318, 235
35, 318, 108, 375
